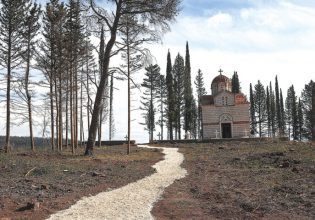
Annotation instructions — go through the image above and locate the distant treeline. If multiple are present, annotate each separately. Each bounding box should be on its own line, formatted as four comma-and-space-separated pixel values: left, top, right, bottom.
0, 136, 50, 149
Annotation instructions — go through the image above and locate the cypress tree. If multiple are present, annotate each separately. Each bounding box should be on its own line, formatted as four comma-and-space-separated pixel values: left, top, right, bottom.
269, 82, 276, 136
194, 69, 207, 139
275, 76, 281, 134
266, 86, 271, 137
297, 98, 303, 141
249, 83, 256, 135
173, 53, 185, 139
254, 80, 267, 137
183, 42, 194, 136
286, 85, 298, 140
280, 88, 285, 136
157, 74, 167, 140
165, 50, 175, 140
300, 80, 313, 140
232, 71, 240, 93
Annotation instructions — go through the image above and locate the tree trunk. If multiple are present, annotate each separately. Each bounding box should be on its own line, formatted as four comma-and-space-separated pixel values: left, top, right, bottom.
25, 31, 35, 151
80, 70, 83, 147
70, 65, 74, 154
66, 70, 69, 148
127, 24, 131, 155
85, 6, 121, 155
55, 78, 59, 150
109, 74, 113, 141
50, 76, 55, 151
75, 63, 78, 149
5, 40, 11, 153
59, 72, 63, 152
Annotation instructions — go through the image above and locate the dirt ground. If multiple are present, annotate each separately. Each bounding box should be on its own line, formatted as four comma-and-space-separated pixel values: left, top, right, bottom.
0, 145, 162, 220
152, 140, 315, 220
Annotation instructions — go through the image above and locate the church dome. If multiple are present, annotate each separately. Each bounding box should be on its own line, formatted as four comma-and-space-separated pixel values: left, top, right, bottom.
212, 74, 230, 84
211, 71, 232, 95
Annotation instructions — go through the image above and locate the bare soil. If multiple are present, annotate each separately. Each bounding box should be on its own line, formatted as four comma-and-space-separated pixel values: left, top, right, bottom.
0, 145, 162, 220
152, 140, 315, 220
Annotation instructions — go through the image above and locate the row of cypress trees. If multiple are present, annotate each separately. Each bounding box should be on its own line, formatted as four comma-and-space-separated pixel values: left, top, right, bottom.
250, 77, 313, 140
141, 42, 209, 142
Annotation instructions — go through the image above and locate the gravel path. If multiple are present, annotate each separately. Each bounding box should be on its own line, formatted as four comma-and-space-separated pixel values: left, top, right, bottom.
47, 145, 187, 220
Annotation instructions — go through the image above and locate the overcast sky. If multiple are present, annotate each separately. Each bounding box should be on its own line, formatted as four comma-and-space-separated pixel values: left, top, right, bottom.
3, 0, 315, 144
116, 0, 315, 143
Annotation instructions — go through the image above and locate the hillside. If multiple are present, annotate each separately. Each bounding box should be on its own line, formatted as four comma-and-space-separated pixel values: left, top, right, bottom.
153, 141, 315, 219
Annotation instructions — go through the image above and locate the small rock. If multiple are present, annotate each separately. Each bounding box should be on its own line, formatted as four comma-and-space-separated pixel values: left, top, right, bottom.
279, 161, 290, 168
41, 184, 49, 190
16, 202, 36, 212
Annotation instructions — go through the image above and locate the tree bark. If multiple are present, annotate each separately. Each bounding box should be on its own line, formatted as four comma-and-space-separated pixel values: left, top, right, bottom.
25, 30, 35, 151
127, 23, 131, 155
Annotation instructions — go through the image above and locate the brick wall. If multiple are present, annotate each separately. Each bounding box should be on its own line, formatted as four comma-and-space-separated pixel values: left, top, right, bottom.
202, 103, 250, 139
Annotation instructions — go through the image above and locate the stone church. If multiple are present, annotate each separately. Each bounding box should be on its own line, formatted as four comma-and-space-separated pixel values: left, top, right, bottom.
200, 70, 250, 139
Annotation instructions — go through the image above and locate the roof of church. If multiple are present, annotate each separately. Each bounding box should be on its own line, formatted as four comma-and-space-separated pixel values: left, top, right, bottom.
212, 74, 230, 85
200, 92, 249, 106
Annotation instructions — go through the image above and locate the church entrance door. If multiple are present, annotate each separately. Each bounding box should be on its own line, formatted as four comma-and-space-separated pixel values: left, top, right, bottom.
221, 123, 232, 138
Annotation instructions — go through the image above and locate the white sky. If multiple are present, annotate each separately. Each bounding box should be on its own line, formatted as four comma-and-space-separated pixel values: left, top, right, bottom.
1, 0, 315, 144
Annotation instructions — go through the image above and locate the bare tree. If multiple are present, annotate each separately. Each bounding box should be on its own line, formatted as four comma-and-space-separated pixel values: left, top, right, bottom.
15, 2, 41, 151
0, 0, 29, 152
85, 0, 181, 155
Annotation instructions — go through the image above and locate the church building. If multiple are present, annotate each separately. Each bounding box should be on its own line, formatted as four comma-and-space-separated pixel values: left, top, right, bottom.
200, 70, 250, 139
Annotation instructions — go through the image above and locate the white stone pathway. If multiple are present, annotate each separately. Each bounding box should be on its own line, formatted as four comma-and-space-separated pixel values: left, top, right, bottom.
47, 145, 187, 220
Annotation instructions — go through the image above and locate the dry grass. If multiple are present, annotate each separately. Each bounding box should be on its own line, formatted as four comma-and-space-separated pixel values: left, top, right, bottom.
153, 140, 315, 220
0, 145, 163, 220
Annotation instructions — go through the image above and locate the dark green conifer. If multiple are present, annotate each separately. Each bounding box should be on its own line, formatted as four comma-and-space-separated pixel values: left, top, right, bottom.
165, 50, 175, 140
183, 42, 194, 136
232, 71, 240, 93
194, 69, 207, 139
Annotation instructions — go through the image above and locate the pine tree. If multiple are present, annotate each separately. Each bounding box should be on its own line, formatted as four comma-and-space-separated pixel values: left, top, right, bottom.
0, 0, 30, 152
173, 53, 185, 140
300, 81, 313, 140
157, 74, 166, 140
21, 2, 41, 151
183, 42, 194, 136
165, 50, 175, 140
254, 80, 267, 137
232, 71, 240, 93
140, 64, 160, 143
65, 0, 84, 152
194, 69, 207, 139
249, 83, 256, 135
